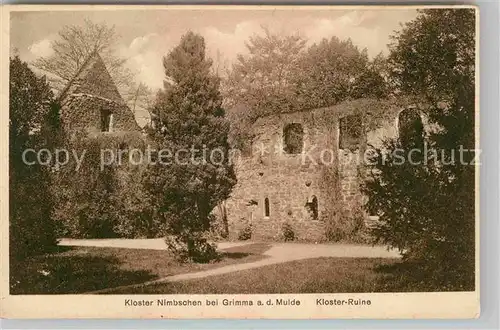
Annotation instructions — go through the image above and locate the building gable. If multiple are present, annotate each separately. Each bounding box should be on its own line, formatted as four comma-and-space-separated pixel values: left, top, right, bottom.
58, 52, 139, 133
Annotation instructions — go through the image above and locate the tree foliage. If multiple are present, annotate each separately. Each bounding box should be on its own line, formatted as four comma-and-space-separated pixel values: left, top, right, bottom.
33, 19, 134, 95
226, 28, 307, 115
350, 52, 389, 100
223, 30, 307, 151
126, 82, 154, 113
52, 133, 120, 238
388, 9, 475, 106
364, 9, 476, 290
53, 131, 160, 239
225, 29, 388, 151
147, 32, 236, 262
297, 37, 387, 108
9, 56, 59, 259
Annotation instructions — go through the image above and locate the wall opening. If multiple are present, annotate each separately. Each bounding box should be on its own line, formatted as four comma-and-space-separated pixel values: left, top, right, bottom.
305, 195, 319, 220
264, 197, 270, 217
339, 115, 363, 150
283, 123, 304, 154
398, 108, 424, 148
101, 110, 112, 132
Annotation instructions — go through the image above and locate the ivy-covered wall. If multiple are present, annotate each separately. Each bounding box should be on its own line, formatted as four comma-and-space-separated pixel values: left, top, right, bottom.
60, 94, 138, 134
53, 52, 150, 238
58, 52, 139, 135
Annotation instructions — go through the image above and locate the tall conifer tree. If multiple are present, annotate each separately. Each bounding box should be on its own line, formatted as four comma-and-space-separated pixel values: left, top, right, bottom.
147, 32, 236, 262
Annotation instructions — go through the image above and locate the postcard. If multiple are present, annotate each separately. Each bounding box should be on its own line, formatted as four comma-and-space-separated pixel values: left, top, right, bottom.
1, 5, 479, 319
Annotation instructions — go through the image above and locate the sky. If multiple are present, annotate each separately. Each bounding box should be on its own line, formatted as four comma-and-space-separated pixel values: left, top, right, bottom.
11, 8, 418, 91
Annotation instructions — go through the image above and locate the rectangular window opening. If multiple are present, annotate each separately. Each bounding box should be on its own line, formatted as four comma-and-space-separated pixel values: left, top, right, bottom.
264, 197, 270, 217
101, 110, 112, 132
339, 115, 363, 151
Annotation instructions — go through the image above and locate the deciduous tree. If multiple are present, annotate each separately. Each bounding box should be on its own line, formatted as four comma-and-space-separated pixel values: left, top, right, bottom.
364, 9, 476, 290
225, 30, 388, 151
9, 56, 59, 259
296, 37, 387, 108
225, 28, 307, 116
33, 19, 133, 95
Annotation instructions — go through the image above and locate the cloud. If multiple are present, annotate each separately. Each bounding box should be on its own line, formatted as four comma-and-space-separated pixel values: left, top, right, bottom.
199, 12, 393, 67
128, 33, 160, 53
304, 10, 417, 58
118, 11, 416, 89
304, 12, 385, 58
121, 23, 263, 89
28, 38, 54, 58
120, 33, 176, 90
202, 21, 262, 63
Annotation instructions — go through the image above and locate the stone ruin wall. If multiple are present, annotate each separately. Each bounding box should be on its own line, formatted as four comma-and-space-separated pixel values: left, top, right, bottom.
60, 94, 139, 135
225, 99, 404, 242
58, 53, 139, 136
55, 52, 146, 224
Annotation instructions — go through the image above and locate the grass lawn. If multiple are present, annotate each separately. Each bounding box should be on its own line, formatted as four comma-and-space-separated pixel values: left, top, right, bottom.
9, 243, 271, 294
115, 257, 408, 294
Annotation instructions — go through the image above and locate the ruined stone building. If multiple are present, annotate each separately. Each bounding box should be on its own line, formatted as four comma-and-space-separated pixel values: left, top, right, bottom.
58, 52, 140, 136
225, 98, 425, 241
56, 52, 426, 242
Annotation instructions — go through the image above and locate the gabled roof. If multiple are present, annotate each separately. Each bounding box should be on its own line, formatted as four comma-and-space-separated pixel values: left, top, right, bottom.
58, 52, 125, 105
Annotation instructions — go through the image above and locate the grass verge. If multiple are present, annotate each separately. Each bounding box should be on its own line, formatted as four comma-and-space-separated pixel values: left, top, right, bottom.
120, 257, 448, 294
10, 243, 271, 294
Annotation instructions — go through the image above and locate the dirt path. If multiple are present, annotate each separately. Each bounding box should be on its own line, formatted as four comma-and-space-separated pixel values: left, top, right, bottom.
58, 238, 250, 250
137, 244, 400, 282
79, 239, 400, 294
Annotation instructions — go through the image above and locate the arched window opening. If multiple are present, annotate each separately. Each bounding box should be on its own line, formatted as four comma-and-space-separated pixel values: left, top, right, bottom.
264, 197, 270, 217
283, 123, 304, 154
305, 195, 318, 220
339, 114, 363, 151
398, 108, 424, 148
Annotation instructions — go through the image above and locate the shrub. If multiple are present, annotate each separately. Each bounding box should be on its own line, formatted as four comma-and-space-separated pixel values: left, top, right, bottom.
52, 129, 163, 239
325, 205, 366, 242
165, 233, 220, 263
238, 223, 252, 241
364, 139, 475, 289
206, 218, 228, 242
281, 223, 295, 242
53, 135, 121, 238
112, 164, 162, 238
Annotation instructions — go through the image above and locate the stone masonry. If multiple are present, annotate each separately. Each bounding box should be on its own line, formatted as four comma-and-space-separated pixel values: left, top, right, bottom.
225, 98, 420, 242
56, 52, 424, 242
58, 52, 139, 135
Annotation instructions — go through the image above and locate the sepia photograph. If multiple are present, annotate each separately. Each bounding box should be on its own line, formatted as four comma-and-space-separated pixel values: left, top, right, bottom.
2, 5, 479, 319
